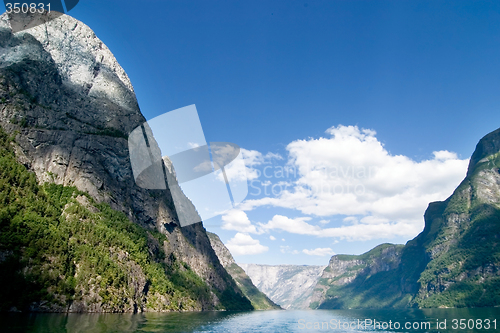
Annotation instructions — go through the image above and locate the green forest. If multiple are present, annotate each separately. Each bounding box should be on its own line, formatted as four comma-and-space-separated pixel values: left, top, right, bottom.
0, 128, 251, 312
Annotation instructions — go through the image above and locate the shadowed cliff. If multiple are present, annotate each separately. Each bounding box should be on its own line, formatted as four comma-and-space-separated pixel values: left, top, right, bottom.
0, 12, 252, 312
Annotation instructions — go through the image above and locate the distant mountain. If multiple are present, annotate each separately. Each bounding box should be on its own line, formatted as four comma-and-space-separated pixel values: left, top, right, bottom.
312, 128, 500, 309
0, 12, 252, 312
309, 244, 406, 309
239, 263, 325, 309
207, 232, 281, 310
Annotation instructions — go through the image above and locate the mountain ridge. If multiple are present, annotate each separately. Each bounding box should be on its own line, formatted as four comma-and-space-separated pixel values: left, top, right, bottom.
239, 263, 325, 309
311, 127, 500, 309
207, 232, 281, 310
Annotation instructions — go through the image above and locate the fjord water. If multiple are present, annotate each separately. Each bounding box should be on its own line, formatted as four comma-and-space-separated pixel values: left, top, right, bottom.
2, 308, 499, 333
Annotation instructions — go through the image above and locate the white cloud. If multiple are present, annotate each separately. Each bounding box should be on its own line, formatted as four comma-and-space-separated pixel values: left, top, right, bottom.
193, 160, 213, 173
343, 216, 358, 224
213, 144, 250, 182
221, 209, 260, 234
433, 150, 458, 160
226, 233, 268, 255
239, 125, 469, 240
212, 147, 264, 184
280, 245, 299, 254
236, 149, 283, 181
303, 248, 335, 256
319, 219, 330, 225
241, 149, 265, 167
260, 215, 319, 235
265, 152, 284, 160
270, 235, 276, 240
259, 214, 420, 241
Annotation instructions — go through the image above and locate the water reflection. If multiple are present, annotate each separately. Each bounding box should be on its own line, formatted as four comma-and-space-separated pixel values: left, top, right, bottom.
2, 308, 499, 333
2, 311, 249, 333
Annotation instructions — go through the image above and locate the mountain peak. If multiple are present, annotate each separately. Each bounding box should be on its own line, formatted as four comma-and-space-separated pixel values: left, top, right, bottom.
0, 12, 254, 312
0, 12, 138, 112
467, 127, 500, 176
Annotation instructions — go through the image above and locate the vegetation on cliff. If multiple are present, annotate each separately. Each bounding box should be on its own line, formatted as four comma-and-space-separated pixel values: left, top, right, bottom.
0, 129, 252, 312
207, 232, 280, 310
312, 128, 500, 309
311, 244, 407, 309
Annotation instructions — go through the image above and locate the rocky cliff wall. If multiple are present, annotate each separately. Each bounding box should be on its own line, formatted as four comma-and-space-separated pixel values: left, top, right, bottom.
313, 127, 500, 309
207, 232, 281, 310
239, 263, 325, 309
309, 244, 404, 309
0, 12, 251, 312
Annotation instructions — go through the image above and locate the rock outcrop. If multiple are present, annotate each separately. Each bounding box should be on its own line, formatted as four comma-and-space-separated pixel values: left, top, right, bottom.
409, 127, 500, 307
309, 244, 404, 309
239, 263, 325, 309
0, 12, 252, 312
207, 232, 281, 310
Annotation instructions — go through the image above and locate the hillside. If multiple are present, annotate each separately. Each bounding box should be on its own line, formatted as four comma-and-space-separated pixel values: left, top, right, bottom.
0, 12, 252, 312
207, 232, 281, 310
240, 263, 325, 309
309, 244, 405, 309
312, 128, 500, 309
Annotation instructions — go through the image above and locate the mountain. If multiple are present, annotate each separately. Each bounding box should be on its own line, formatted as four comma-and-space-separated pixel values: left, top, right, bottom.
207, 232, 281, 310
312, 128, 500, 309
0, 12, 252, 312
239, 263, 325, 309
309, 244, 406, 309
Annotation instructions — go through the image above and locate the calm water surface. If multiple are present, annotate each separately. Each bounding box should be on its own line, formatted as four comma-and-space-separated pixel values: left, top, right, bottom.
2, 308, 499, 332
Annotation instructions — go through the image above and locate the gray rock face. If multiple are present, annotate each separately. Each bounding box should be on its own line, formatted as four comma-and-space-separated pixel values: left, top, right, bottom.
208, 232, 237, 268
207, 232, 281, 310
320, 257, 365, 286
1, 12, 138, 111
309, 244, 403, 309
410, 153, 500, 306
239, 263, 325, 309
0, 12, 248, 312
467, 127, 500, 177
0, 12, 145, 212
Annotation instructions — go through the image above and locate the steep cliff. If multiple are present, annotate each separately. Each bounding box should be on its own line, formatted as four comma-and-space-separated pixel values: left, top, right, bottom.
0, 12, 252, 312
409, 127, 500, 307
207, 232, 281, 310
309, 244, 405, 309
313, 128, 500, 309
239, 263, 325, 309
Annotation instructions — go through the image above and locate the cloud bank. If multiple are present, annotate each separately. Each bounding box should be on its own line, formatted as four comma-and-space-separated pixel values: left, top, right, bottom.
226, 233, 268, 255
228, 125, 469, 241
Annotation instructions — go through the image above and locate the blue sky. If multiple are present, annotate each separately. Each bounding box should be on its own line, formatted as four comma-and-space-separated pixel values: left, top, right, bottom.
31, 1, 500, 264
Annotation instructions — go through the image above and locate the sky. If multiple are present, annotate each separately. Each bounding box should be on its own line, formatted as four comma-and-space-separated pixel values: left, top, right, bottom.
12, 0, 500, 265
